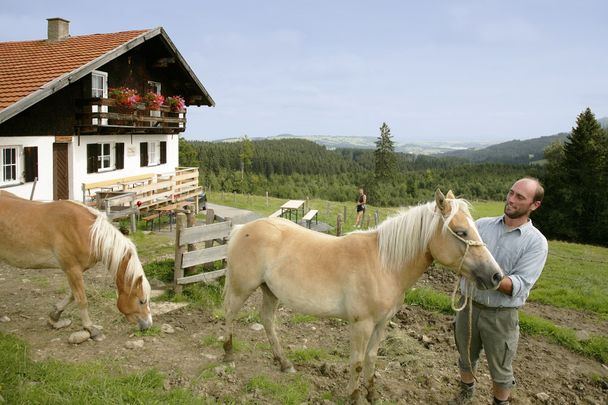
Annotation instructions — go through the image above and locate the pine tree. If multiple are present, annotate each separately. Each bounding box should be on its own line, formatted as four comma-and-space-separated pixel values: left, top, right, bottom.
537, 108, 608, 245
374, 122, 397, 181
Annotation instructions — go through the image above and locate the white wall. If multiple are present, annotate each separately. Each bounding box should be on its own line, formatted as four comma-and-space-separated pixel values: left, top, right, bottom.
0, 136, 54, 200
72, 133, 179, 200
1, 134, 179, 201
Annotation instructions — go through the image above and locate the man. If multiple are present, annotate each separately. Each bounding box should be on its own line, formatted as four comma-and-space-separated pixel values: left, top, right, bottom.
449, 177, 548, 405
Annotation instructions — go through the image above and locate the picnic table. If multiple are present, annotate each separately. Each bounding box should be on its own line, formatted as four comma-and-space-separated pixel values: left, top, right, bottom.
280, 200, 305, 223
155, 201, 192, 231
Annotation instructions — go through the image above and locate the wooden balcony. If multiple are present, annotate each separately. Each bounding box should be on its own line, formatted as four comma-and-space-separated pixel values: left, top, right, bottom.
76, 98, 187, 134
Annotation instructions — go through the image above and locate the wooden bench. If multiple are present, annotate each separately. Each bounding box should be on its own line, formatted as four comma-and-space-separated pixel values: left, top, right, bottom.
302, 209, 318, 228
269, 209, 283, 218
142, 213, 160, 231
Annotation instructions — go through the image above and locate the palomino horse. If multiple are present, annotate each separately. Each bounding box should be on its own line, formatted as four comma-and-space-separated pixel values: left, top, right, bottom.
0, 191, 152, 338
222, 190, 503, 403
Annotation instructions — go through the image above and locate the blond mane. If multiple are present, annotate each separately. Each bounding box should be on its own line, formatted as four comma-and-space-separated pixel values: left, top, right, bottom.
89, 211, 150, 299
376, 198, 472, 273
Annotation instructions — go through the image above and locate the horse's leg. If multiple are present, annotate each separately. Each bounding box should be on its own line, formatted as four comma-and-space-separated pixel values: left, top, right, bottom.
222, 281, 255, 362
347, 319, 375, 403
49, 292, 74, 322
260, 284, 295, 373
64, 265, 102, 338
363, 319, 389, 403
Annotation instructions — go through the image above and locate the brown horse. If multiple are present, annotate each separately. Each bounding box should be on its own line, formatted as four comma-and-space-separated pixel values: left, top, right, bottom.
0, 191, 152, 338
222, 190, 502, 402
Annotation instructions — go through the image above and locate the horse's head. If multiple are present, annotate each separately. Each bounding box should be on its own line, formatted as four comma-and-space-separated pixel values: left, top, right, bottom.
428, 189, 503, 290
116, 255, 153, 330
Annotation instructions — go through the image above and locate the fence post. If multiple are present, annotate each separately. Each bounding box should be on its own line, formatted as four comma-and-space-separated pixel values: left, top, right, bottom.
204, 208, 215, 270
343, 206, 347, 225
374, 210, 380, 226
174, 213, 187, 294
233, 191, 236, 203
336, 214, 342, 236
184, 206, 197, 276
266, 191, 269, 207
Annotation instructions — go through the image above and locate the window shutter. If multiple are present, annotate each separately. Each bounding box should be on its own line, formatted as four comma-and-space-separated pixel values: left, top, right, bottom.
115, 143, 124, 169
160, 141, 167, 164
140, 142, 148, 167
87, 144, 100, 173
24, 146, 38, 182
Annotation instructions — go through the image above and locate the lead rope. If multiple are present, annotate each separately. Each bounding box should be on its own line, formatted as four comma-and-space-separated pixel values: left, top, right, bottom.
447, 226, 484, 382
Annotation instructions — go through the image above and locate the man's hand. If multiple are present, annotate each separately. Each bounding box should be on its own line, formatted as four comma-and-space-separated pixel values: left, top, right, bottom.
497, 276, 513, 296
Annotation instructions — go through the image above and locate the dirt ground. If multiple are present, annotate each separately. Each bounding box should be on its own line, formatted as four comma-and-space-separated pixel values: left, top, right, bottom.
1, 261, 607, 404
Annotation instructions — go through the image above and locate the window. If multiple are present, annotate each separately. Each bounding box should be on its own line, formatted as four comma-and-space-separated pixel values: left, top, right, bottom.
147, 81, 161, 126
0, 145, 38, 186
91, 71, 108, 125
140, 141, 166, 167
1, 146, 18, 186
86, 142, 124, 173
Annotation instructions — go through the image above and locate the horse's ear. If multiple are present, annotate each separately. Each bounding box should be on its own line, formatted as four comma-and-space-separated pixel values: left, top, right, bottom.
435, 189, 446, 211
446, 190, 455, 199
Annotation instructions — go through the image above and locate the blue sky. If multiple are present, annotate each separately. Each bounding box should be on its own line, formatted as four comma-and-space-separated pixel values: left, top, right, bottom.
2, 1, 607, 144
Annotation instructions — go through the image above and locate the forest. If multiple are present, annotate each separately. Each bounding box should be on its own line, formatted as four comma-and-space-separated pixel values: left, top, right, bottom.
179, 137, 534, 207
181, 108, 607, 246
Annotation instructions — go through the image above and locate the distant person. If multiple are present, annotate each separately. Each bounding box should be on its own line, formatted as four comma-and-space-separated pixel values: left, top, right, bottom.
448, 177, 548, 405
354, 188, 367, 228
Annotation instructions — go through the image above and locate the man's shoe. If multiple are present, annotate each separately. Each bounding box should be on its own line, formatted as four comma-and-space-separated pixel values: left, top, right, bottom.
447, 381, 475, 405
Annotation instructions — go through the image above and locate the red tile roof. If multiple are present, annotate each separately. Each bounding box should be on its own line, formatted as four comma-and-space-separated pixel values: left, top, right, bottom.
0, 30, 148, 110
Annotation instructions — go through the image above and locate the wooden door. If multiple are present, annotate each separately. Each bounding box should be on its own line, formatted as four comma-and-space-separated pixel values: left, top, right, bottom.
53, 143, 69, 200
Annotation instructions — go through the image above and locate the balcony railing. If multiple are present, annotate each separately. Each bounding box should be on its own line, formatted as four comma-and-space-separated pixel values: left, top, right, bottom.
76, 98, 187, 134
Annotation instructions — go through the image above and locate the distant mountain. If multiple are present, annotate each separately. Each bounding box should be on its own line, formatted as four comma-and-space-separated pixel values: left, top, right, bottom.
435, 133, 570, 164
214, 116, 607, 162
220, 133, 489, 155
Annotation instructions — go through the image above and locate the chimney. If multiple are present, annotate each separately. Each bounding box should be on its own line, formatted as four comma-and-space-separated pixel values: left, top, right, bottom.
47, 18, 70, 42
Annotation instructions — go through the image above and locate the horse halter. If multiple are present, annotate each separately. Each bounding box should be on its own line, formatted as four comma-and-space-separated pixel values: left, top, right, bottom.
444, 216, 486, 274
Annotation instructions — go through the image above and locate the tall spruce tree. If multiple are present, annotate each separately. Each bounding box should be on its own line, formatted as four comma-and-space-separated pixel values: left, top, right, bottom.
536, 108, 608, 245
374, 122, 397, 181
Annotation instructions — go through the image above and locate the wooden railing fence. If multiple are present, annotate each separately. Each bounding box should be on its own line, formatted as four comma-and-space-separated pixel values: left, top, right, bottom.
173, 209, 231, 294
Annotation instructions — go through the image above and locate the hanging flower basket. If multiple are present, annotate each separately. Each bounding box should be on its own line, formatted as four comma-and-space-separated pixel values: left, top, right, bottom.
108, 87, 141, 109
143, 92, 165, 111
165, 95, 186, 113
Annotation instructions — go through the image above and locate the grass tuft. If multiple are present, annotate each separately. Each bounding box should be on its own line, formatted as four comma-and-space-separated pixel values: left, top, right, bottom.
245, 374, 309, 405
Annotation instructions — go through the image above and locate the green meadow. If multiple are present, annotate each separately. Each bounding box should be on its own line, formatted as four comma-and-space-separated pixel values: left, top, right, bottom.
1, 194, 606, 402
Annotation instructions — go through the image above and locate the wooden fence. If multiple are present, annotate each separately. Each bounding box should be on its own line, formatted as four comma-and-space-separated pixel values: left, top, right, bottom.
173, 209, 231, 293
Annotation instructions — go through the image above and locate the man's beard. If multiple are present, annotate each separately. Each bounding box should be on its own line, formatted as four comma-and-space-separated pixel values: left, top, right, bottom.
504, 204, 528, 219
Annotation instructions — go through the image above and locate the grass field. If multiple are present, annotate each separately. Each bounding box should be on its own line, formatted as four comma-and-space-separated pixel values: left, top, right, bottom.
2, 193, 606, 402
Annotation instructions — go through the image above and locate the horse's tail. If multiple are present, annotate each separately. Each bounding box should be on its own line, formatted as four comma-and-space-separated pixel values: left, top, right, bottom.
222, 224, 244, 301
89, 213, 150, 298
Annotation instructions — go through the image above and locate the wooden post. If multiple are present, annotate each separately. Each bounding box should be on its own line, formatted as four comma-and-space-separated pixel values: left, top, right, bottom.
336, 214, 342, 237
266, 191, 269, 207
204, 208, 215, 270
343, 206, 347, 224
129, 199, 136, 233
184, 205, 197, 276
374, 210, 380, 226
174, 213, 187, 294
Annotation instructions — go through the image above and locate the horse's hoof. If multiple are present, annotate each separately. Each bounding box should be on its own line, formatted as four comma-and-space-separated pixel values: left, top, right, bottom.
48, 310, 62, 323
86, 325, 103, 338
49, 318, 72, 329
348, 389, 362, 404
91, 333, 106, 342
223, 353, 234, 363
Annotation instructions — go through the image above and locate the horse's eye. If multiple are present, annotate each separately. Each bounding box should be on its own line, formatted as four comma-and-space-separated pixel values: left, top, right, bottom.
139, 299, 147, 305
456, 230, 467, 237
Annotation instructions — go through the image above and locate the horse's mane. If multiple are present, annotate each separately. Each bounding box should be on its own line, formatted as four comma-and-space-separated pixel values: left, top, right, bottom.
87, 207, 150, 299
376, 198, 472, 273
